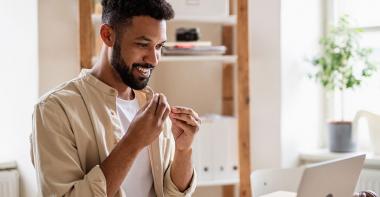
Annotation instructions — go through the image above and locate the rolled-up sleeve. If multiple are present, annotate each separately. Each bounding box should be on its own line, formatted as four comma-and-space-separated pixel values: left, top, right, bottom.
31, 99, 107, 196
163, 164, 197, 197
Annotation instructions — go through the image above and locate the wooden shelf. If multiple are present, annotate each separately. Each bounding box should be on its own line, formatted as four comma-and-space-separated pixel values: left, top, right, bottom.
171, 15, 237, 25
198, 178, 239, 187
160, 55, 237, 63
91, 14, 237, 25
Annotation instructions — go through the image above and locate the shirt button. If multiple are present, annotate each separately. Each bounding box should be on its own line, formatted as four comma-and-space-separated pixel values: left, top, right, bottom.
110, 111, 115, 116
110, 89, 115, 94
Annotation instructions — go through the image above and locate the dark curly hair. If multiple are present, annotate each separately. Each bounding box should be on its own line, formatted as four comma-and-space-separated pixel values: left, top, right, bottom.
101, 0, 175, 31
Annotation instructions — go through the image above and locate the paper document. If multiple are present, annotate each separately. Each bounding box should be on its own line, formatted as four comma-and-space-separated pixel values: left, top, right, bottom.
259, 191, 297, 197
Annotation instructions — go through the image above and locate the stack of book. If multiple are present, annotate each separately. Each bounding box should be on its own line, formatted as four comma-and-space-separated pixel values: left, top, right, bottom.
162, 41, 227, 56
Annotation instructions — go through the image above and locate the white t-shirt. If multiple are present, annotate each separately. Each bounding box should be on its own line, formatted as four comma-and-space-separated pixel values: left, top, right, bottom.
116, 97, 156, 197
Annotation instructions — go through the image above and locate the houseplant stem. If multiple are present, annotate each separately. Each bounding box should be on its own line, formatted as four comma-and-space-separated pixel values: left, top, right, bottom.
340, 88, 344, 121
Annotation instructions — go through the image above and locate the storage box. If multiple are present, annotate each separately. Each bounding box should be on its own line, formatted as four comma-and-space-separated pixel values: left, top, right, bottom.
167, 0, 229, 18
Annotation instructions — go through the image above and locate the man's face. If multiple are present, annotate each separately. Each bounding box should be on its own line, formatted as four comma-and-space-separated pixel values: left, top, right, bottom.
111, 16, 167, 90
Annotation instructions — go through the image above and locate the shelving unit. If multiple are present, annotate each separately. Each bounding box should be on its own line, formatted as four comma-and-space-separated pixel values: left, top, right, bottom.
78, 0, 251, 196
199, 178, 239, 187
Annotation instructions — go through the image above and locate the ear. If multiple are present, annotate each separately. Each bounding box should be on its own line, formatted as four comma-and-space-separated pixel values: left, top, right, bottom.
100, 24, 116, 47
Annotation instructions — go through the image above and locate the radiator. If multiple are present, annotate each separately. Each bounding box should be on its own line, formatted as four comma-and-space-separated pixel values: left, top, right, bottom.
0, 169, 19, 197
356, 169, 380, 195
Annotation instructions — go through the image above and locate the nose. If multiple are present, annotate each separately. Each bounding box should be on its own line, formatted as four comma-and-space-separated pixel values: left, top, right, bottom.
143, 47, 160, 66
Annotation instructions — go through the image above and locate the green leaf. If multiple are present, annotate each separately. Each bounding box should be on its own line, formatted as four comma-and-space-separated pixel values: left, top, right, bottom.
307, 15, 379, 91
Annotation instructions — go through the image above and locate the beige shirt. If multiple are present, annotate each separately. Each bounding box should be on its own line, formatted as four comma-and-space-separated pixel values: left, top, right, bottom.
31, 70, 197, 197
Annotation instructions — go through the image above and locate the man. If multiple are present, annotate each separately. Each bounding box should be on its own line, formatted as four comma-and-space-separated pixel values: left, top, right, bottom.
31, 0, 200, 196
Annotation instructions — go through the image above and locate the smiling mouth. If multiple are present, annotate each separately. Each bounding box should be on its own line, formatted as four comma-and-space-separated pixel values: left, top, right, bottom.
135, 65, 152, 78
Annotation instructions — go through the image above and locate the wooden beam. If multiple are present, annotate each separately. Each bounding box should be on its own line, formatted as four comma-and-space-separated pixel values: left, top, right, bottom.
236, 0, 252, 196
222, 0, 236, 196
223, 185, 235, 197
222, 63, 234, 116
222, 24, 234, 117
79, 0, 94, 69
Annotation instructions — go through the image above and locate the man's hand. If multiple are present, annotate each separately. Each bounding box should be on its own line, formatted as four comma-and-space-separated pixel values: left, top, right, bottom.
169, 106, 200, 191
125, 93, 170, 151
169, 106, 201, 151
100, 93, 170, 197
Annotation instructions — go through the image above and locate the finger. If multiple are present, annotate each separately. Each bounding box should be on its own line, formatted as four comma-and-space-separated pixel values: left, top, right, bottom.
144, 86, 155, 100
161, 105, 170, 122
172, 118, 197, 135
171, 118, 198, 135
154, 93, 161, 114
141, 93, 155, 112
156, 94, 169, 117
169, 113, 199, 127
146, 93, 159, 114
170, 108, 201, 124
171, 106, 200, 121
171, 106, 192, 114
170, 118, 183, 139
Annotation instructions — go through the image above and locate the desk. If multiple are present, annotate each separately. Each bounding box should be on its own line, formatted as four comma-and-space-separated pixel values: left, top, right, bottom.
299, 149, 380, 169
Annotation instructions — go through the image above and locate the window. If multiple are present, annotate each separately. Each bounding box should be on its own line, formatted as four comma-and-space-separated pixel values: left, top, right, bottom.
328, 0, 380, 150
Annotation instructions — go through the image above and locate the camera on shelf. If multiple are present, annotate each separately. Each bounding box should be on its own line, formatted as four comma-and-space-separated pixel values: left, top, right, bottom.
176, 28, 200, 41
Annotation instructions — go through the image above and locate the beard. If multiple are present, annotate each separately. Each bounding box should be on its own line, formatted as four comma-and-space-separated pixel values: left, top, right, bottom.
111, 39, 154, 90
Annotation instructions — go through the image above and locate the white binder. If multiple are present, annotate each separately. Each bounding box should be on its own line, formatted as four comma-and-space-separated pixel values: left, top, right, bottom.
198, 116, 215, 182
224, 116, 239, 180
196, 115, 238, 183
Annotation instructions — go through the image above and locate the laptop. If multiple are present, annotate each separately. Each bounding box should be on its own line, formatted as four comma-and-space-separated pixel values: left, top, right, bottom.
297, 154, 365, 197
260, 154, 366, 197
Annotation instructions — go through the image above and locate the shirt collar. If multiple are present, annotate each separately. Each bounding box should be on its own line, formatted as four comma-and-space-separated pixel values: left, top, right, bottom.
80, 69, 118, 96
79, 69, 154, 100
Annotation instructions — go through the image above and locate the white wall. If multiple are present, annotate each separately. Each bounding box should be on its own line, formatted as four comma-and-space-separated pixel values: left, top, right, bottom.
38, 0, 80, 96
250, 0, 283, 170
0, 0, 80, 196
0, 0, 39, 196
249, 0, 324, 170
280, 0, 324, 167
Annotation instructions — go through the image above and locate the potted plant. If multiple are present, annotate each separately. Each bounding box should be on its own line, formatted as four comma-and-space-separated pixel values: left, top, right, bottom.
310, 15, 377, 152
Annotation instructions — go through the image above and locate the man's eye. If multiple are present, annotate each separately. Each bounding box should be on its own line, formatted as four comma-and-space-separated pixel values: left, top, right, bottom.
137, 43, 148, 48
156, 44, 164, 50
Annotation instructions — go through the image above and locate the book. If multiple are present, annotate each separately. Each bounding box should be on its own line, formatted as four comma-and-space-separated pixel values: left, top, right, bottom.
162, 45, 227, 56
164, 41, 212, 48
